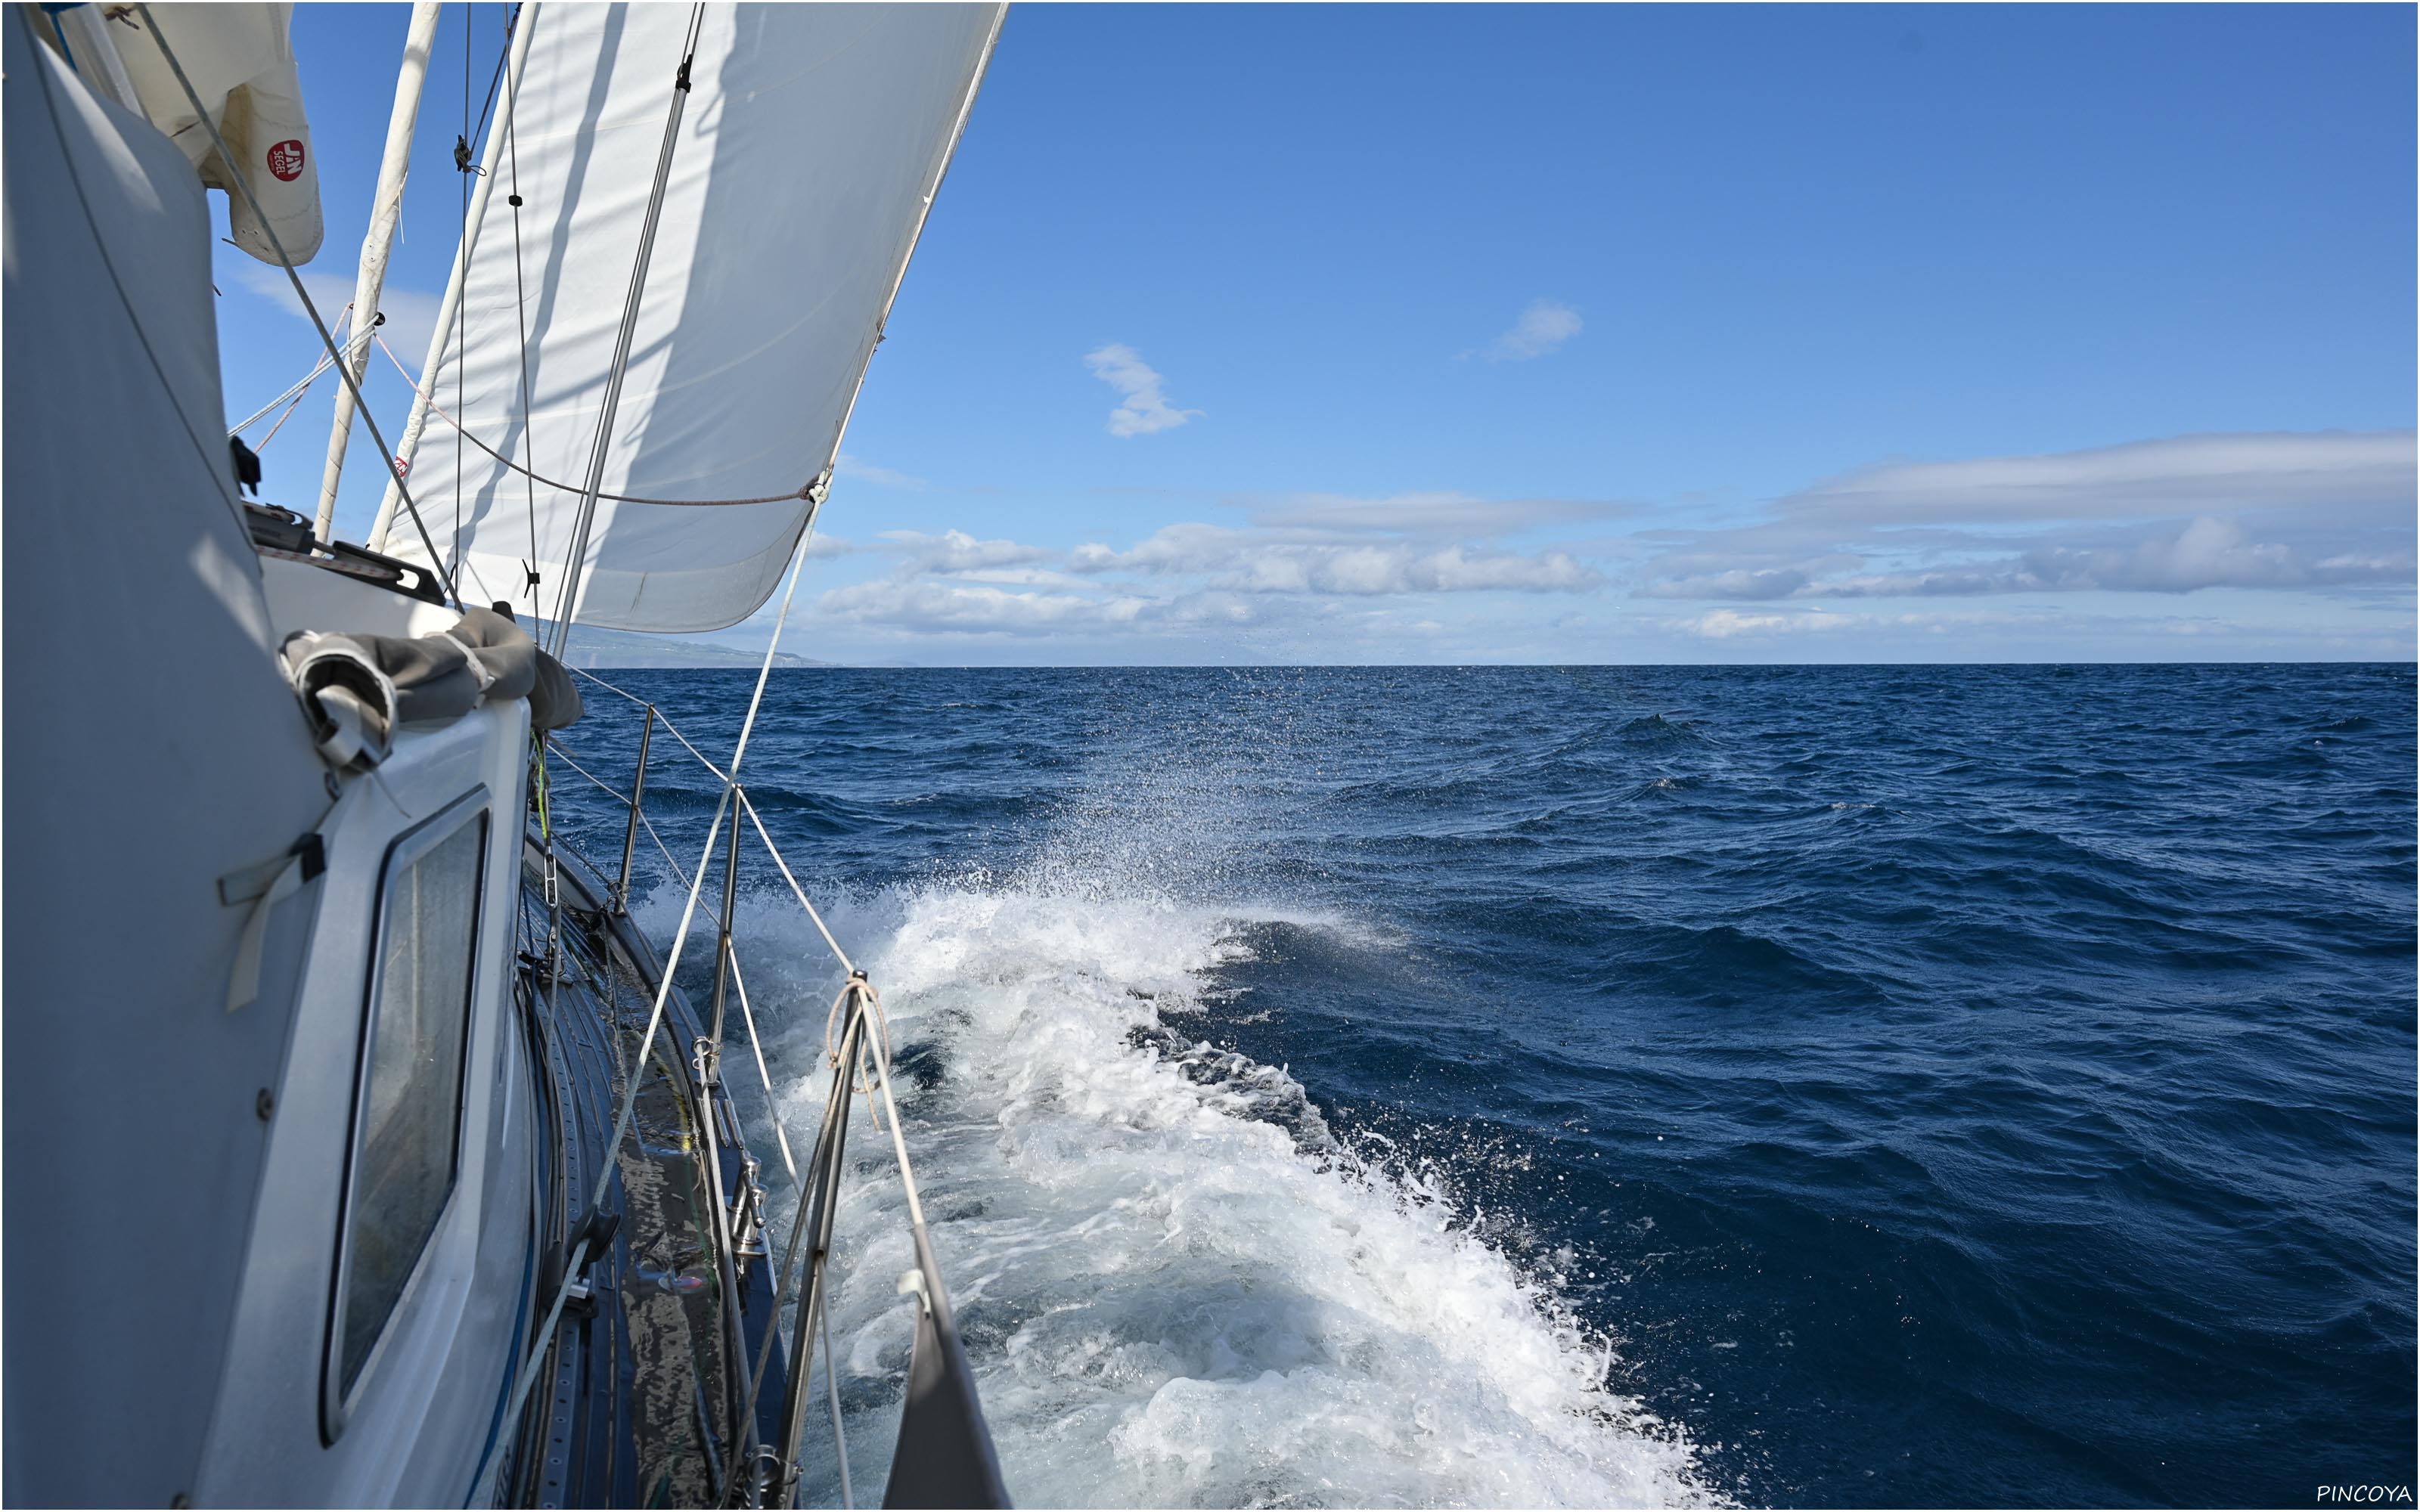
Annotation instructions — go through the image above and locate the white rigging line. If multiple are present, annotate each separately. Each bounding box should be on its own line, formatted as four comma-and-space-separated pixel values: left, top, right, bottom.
742, 790, 857, 978
251, 377, 326, 452
540, 739, 630, 808
561, 663, 734, 780
228, 328, 340, 437
724, 950, 803, 1196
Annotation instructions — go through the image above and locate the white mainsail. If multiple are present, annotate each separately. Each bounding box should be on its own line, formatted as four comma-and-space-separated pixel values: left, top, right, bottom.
373, 2, 1004, 633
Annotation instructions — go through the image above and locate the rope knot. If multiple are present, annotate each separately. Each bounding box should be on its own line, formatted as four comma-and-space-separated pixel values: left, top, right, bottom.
824, 970, 889, 1110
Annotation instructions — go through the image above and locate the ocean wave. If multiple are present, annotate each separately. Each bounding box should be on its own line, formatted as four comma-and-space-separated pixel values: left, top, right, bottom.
650, 879, 1721, 1507
582, 661, 2417, 1507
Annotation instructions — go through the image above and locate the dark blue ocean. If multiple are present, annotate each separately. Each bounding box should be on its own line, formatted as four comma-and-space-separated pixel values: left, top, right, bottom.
544, 663, 2417, 1508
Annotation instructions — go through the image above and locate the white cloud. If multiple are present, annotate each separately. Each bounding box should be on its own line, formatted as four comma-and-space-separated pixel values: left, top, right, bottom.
810, 491, 1610, 643
817, 576, 1290, 638
1633, 429, 2416, 603
877, 528, 1053, 575
1069, 523, 1598, 595
235, 262, 441, 366
836, 454, 927, 489
1803, 516, 2366, 596
1485, 298, 1583, 362
821, 578, 1149, 635
2031, 514, 2400, 593
1639, 567, 1813, 601
1084, 342, 1201, 437
1247, 490, 1629, 535
1791, 429, 2413, 525
1684, 608, 1853, 638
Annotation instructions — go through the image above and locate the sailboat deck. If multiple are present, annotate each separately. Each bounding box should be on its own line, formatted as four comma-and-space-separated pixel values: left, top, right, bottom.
513, 839, 788, 1507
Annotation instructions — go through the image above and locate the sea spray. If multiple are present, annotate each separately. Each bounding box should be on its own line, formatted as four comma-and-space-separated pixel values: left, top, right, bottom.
648, 875, 1718, 1508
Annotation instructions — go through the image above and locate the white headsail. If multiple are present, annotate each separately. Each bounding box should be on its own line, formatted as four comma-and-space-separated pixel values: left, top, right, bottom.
373, 2, 1004, 633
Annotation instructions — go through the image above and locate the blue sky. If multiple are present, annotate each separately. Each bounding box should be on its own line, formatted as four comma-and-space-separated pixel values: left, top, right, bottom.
216, 3, 2416, 665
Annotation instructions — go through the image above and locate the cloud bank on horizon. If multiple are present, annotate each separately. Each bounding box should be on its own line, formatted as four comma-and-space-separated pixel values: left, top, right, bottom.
795, 427, 2414, 663
1632, 431, 2415, 602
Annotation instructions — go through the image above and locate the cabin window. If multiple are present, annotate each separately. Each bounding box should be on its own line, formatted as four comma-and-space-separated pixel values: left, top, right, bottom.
333, 796, 488, 1408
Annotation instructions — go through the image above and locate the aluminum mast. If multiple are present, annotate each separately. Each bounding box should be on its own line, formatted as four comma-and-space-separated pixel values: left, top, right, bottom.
315, 2, 442, 543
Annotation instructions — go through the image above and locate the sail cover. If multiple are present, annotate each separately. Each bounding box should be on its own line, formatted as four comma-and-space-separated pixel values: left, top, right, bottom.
374, 3, 1003, 632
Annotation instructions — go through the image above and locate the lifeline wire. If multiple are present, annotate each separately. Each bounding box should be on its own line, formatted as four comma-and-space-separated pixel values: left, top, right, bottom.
562, 664, 733, 779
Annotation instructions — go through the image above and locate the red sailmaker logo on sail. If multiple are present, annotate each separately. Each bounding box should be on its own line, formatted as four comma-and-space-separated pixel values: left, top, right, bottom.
265, 139, 306, 181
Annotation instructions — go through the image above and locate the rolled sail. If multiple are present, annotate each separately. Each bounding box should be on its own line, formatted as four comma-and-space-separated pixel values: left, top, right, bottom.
374, 3, 1004, 632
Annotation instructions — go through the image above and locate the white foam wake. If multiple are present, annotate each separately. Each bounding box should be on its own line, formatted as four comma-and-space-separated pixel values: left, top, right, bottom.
677, 876, 1718, 1509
